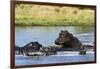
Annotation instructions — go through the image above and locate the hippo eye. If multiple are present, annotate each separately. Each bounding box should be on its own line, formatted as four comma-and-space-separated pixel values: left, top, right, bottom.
59, 33, 62, 35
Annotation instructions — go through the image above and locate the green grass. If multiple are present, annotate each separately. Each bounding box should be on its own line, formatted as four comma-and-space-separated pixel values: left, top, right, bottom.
15, 4, 95, 26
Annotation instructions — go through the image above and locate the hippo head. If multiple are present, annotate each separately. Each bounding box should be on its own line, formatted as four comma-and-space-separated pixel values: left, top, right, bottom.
55, 30, 73, 45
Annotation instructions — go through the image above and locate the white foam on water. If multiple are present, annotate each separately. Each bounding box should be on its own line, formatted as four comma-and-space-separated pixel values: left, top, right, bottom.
75, 32, 94, 37
51, 51, 94, 56
54, 54, 79, 56
82, 43, 94, 46
15, 51, 94, 58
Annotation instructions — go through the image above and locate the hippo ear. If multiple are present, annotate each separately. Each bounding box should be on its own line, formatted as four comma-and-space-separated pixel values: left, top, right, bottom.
69, 33, 73, 38
65, 30, 68, 32
35, 42, 39, 44
61, 30, 63, 32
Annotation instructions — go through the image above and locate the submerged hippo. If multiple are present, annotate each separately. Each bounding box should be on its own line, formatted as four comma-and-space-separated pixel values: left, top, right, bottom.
15, 42, 42, 56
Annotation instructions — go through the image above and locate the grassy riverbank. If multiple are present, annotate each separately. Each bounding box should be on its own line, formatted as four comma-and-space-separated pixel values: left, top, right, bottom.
15, 4, 95, 26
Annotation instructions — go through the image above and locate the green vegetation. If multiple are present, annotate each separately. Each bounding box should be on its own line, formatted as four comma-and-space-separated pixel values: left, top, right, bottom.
15, 4, 95, 26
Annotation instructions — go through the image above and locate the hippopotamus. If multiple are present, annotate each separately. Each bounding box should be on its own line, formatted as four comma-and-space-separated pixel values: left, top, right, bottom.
15, 42, 42, 56
55, 30, 82, 50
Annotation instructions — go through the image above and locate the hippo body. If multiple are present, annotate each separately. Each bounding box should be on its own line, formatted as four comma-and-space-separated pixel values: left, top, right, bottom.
15, 42, 42, 56
55, 30, 82, 50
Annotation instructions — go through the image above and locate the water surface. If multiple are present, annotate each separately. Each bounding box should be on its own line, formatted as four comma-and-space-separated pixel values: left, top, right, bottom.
15, 26, 94, 46
15, 26, 95, 66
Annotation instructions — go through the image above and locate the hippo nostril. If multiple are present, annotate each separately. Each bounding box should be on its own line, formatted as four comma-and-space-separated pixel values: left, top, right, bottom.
55, 40, 60, 45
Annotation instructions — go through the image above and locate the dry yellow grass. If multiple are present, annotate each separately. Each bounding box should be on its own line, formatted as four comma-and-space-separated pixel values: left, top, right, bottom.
15, 4, 95, 26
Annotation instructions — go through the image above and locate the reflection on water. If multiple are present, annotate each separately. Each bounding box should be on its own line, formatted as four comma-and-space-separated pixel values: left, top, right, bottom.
15, 26, 95, 66
15, 26, 94, 46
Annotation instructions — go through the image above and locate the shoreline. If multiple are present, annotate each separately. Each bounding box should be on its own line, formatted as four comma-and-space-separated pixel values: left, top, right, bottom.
15, 24, 94, 27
